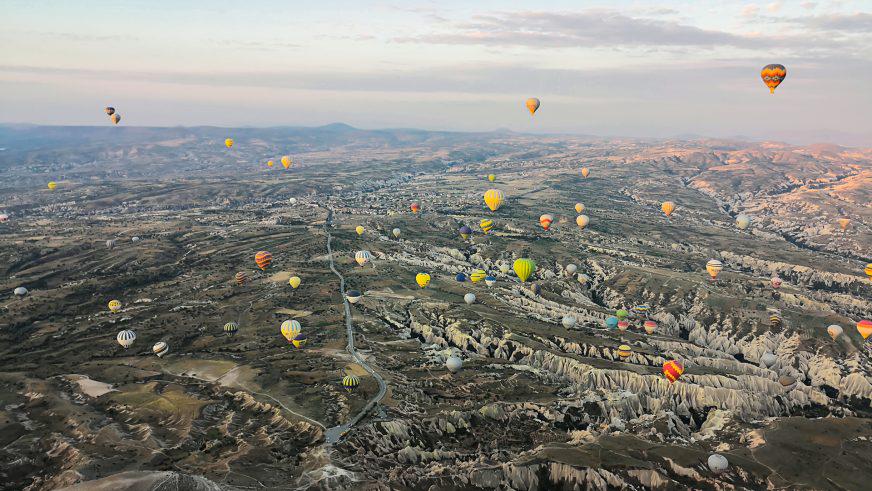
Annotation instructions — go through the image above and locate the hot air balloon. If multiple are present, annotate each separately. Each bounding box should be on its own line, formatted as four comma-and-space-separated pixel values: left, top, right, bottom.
104, 107, 115, 115
837, 218, 850, 232
708, 454, 729, 474
633, 304, 650, 316
577, 274, 590, 285
576, 215, 589, 230
770, 276, 783, 289
488, 174, 496, 182
446, 356, 462, 373
617, 320, 629, 331
281, 156, 291, 169
356, 225, 365, 236
616, 309, 629, 320
153, 341, 169, 358
267, 160, 274, 167
470, 270, 486, 283
827, 324, 843, 340
513, 258, 535, 282
131, 236, 140, 242
235, 271, 248, 286
289, 276, 301, 289
760, 352, 777, 368
617, 344, 632, 359
225, 138, 234, 148
864, 263, 872, 280
410, 202, 420, 214
581, 167, 590, 178
255, 251, 272, 270
525, 98, 540, 115
662, 360, 684, 383
574, 203, 585, 214
464, 293, 476, 305
706, 259, 723, 281
392, 228, 401, 238
416, 273, 431, 288
0, 213, 7, 222
13, 286, 28, 297
769, 311, 783, 328
643, 320, 657, 334
224, 322, 239, 335
281, 320, 302, 342
539, 214, 554, 231
761, 64, 786, 94
858, 319, 872, 340
459, 225, 472, 239
108, 300, 122, 313
661, 201, 676, 217
484, 189, 505, 212
47, 181, 57, 190
455, 273, 467, 282
480, 219, 494, 234
110, 114, 121, 124
562, 315, 577, 329
736, 214, 750, 230
529, 283, 541, 295
117, 330, 136, 349
605, 316, 619, 330
778, 375, 796, 391
346, 290, 362, 304
498, 263, 510, 274
354, 250, 371, 266
485, 276, 496, 287
292, 333, 308, 349
565, 264, 578, 275
343, 374, 360, 392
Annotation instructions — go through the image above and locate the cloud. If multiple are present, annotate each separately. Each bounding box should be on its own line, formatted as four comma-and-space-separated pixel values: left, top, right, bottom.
767, 1, 784, 13
799, 12, 872, 32
800, 2, 817, 9
741, 5, 761, 17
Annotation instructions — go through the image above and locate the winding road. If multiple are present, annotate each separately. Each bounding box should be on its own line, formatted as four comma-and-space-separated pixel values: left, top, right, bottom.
322, 208, 387, 444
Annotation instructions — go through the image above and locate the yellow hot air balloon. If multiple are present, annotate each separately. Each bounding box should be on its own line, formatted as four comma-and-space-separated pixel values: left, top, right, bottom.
513, 258, 535, 282
865, 263, 872, 280
761, 64, 786, 94
480, 219, 494, 234
108, 300, 122, 313
355, 225, 365, 236
289, 276, 301, 289
488, 174, 496, 182
574, 203, 584, 214
470, 270, 486, 283
225, 138, 234, 148
416, 273, 431, 288
281, 156, 291, 169
576, 215, 589, 230
281, 320, 301, 342
484, 189, 505, 212
267, 160, 274, 167
581, 167, 590, 178
838, 218, 850, 232
525, 98, 540, 115
661, 201, 676, 217
47, 181, 57, 190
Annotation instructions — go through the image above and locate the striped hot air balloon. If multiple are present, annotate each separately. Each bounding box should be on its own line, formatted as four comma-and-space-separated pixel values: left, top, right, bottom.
539, 214, 554, 231
470, 270, 486, 283
153, 341, 169, 357
281, 320, 301, 342
459, 225, 472, 239
292, 333, 308, 349
483, 189, 505, 212
769, 311, 783, 328
235, 271, 248, 286
706, 259, 723, 281
255, 251, 272, 270
864, 263, 872, 280
224, 321, 239, 336
117, 330, 136, 349
108, 300, 122, 313
617, 344, 632, 358
760, 64, 786, 94
643, 320, 657, 334
480, 219, 494, 234
343, 374, 360, 392
355, 250, 371, 266
513, 258, 535, 282
617, 320, 630, 331
857, 319, 872, 340
662, 360, 684, 383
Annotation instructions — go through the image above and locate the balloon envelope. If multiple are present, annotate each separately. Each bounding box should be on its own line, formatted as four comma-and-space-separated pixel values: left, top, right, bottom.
484, 189, 505, 212
525, 98, 540, 115
464, 293, 476, 304
708, 454, 729, 474
446, 356, 462, 373
761, 64, 786, 93
513, 258, 536, 282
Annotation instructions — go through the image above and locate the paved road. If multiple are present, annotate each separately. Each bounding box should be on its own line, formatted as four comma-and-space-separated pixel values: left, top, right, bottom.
322, 208, 387, 444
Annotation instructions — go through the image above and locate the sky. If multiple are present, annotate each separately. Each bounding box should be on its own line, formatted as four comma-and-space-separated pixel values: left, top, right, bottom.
2, 0, 872, 145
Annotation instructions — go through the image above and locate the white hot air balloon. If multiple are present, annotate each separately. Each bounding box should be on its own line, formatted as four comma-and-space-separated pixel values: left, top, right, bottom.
707, 454, 729, 474
577, 274, 590, 285
446, 355, 462, 373
153, 341, 169, 357
289, 198, 298, 205
562, 315, 577, 329
392, 228, 401, 238
735, 214, 750, 230
827, 324, 843, 340
464, 293, 476, 305
760, 352, 777, 368
565, 264, 577, 275
117, 330, 136, 349
14, 286, 28, 297
132, 236, 140, 242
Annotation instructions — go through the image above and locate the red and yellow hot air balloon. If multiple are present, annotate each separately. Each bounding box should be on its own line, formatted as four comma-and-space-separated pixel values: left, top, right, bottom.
663, 360, 684, 383
661, 201, 676, 217
410, 202, 421, 214
858, 319, 872, 340
484, 189, 505, 212
581, 167, 590, 178
525, 98, 540, 115
864, 263, 872, 280
539, 214, 554, 231
761, 64, 786, 94
255, 251, 272, 270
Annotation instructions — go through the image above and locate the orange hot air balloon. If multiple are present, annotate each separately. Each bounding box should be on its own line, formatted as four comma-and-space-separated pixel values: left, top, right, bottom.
663, 360, 684, 383
837, 218, 850, 231
581, 167, 590, 178
525, 98, 540, 115
410, 202, 421, 214
864, 263, 872, 280
281, 156, 291, 169
761, 64, 786, 94
539, 214, 554, 231
255, 251, 272, 270
858, 319, 872, 340
661, 201, 676, 217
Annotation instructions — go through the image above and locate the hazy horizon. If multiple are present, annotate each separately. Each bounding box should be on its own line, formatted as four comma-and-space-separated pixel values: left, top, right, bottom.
3, 0, 872, 146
